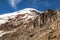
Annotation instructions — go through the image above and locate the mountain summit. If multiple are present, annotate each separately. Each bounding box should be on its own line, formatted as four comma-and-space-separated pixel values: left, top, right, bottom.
0, 8, 40, 25
0, 8, 60, 40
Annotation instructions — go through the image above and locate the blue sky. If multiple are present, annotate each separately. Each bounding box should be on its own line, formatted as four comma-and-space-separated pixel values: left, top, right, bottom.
0, 0, 60, 14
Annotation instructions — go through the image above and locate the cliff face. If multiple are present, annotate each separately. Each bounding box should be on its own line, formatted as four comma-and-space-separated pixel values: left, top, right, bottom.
0, 8, 60, 40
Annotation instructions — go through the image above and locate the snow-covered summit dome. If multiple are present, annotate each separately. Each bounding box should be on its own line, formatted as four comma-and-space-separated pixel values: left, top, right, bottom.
0, 8, 41, 25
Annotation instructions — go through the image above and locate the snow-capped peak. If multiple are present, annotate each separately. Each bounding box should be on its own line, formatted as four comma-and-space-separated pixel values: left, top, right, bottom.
0, 8, 40, 25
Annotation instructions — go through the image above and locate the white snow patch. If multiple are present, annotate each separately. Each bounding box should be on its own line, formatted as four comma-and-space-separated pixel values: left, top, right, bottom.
0, 8, 41, 25
0, 8, 40, 37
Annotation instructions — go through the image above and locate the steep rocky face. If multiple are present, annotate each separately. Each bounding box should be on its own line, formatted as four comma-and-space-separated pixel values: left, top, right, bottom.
0, 8, 60, 40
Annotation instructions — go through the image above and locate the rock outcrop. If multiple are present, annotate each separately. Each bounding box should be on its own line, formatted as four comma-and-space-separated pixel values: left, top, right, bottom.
0, 8, 60, 40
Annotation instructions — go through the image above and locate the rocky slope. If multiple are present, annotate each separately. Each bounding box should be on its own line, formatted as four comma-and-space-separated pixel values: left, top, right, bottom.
0, 8, 60, 40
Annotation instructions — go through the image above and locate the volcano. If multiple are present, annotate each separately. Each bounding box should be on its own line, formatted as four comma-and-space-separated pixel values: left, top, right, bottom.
0, 8, 60, 40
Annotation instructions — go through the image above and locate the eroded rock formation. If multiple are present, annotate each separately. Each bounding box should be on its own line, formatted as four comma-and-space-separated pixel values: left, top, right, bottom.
0, 8, 60, 40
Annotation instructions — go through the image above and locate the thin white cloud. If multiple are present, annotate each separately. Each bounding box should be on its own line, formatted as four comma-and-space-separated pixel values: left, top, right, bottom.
8, 0, 22, 9
44, 1, 50, 6
33, 0, 37, 4
33, 0, 50, 7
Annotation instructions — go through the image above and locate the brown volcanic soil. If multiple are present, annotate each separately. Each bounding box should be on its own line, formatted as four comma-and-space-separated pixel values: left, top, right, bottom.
0, 9, 60, 40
